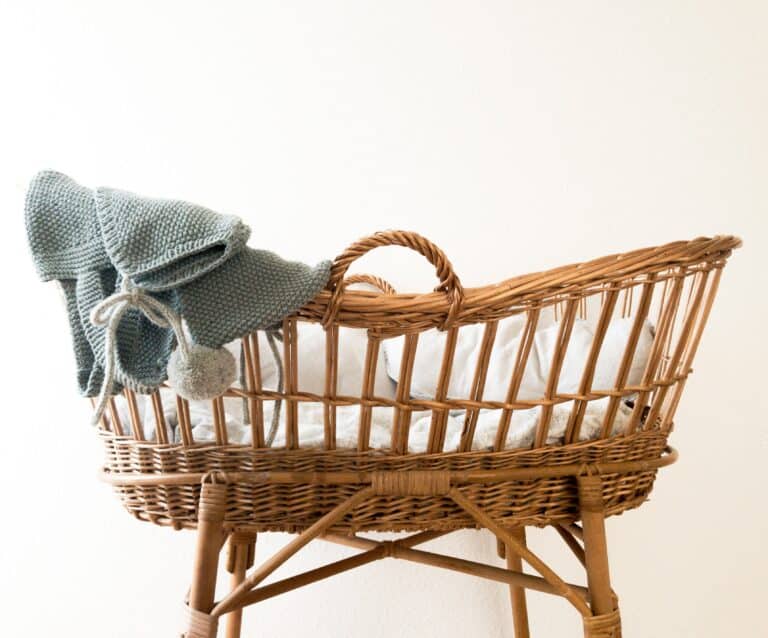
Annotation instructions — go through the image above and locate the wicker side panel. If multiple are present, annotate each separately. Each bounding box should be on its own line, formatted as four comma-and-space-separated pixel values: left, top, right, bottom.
103, 430, 666, 533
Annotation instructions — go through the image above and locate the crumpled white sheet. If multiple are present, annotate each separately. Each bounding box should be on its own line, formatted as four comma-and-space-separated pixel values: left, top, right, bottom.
384, 315, 654, 402
113, 390, 633, 453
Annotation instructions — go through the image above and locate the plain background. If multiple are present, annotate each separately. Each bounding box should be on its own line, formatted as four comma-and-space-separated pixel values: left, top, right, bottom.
0, 2, 766, 636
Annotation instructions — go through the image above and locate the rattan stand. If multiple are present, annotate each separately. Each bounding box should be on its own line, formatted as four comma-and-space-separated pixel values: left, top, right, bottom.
104, 448, 678, 637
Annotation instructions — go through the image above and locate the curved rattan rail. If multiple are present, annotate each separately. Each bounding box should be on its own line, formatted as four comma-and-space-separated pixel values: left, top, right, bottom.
88, 231, 739, 638
310, 232, 739, 334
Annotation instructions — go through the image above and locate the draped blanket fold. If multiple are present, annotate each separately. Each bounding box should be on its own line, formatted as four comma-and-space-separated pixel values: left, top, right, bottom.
26, 171, 330, 397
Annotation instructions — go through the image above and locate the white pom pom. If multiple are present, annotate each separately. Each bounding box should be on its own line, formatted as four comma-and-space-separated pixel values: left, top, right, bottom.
167, 344, 236, 401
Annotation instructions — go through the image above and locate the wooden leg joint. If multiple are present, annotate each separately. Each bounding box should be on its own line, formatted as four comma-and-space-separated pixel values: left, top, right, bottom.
577, 473, 605, 512
583, 607, 622, 638
227, 531, 256, 573
198, 483, 228, 523
371, 470, 451, 496
183, 606, 219, 638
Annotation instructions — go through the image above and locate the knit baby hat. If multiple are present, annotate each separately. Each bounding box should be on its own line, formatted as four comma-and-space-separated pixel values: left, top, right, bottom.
94, 186, 250, 291
26, 171, 113, 280
91, 180, 330, 349
91, 182, 330, 347
25, 172, 176, 397
178, 247, 331, 348
87, 184, 255, 412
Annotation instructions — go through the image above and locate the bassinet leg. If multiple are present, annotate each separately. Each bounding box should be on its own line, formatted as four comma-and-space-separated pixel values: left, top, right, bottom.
578, 475, 621, 638
506, 527, 531, 638
224, 532, 257, 638
184, 481, 227, 638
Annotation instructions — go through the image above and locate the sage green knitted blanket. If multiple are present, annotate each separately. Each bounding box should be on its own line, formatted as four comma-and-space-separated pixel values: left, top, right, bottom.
26, 171, 330, 397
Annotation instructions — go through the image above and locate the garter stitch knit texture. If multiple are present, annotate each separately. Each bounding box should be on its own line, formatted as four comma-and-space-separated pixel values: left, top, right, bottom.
94, 186, 250, 291
26, 171, 331, 398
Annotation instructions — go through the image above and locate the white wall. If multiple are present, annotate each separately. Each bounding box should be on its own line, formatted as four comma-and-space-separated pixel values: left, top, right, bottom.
1, 2, 766, 636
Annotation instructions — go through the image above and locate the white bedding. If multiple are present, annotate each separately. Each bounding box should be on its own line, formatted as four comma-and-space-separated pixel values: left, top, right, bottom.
192, 396, 633, 452
114, 390, 633, 453
383, 315, 654, 401
112, 313, 651, 452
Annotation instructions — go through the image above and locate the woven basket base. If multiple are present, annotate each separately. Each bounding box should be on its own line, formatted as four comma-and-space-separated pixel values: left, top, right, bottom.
102, 429, 667, 533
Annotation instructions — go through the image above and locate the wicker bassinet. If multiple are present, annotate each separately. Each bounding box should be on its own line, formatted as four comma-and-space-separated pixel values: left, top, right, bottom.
94, 231, 740, 638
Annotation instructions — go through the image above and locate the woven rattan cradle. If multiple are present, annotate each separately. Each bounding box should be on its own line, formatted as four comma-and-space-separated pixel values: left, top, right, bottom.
94, 231, 740, 638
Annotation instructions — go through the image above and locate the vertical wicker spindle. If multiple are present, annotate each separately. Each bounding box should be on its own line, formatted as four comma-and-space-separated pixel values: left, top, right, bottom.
534, 300, 578, 448
495, 309, 541, 451
644, 270, 709, 429
459, 321, 498, 452
176, 396, 194, 446
565, 290, 618, 443
242, 334, 265, 448
150, 390, 169, 444
427, 326, 459, 453
212, 397, 228, 446
626, 274, 685, 432
324, 324, 340, 450
598, 277, 655, 438
392, 333, 419, 454
123, 389, 145, 441
661, 267, 723, 430
107, 397, 124, 436
283, 318, 299, 449
358, 333, 381, 452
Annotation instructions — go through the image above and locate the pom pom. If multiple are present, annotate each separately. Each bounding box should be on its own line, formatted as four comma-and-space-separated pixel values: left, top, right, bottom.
167, 344, 236, 401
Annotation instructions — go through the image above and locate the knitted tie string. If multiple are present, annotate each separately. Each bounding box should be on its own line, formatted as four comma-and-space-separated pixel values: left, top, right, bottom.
89, 278, 190, 425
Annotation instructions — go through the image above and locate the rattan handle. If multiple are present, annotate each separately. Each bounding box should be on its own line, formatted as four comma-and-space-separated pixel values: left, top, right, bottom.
323, 230, 464, 329
340, 273, 397, 295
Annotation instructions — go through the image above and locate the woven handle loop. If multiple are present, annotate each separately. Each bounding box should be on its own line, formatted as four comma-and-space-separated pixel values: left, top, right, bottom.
340, 273, 397, 296
323, 230, 464, 330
